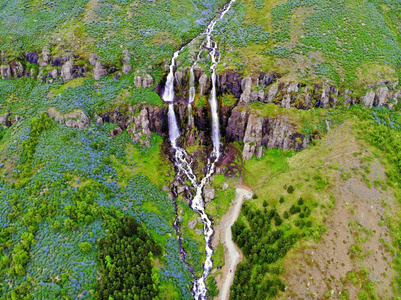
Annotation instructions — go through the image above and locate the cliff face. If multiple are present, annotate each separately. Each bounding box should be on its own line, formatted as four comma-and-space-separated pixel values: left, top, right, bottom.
2, 50, 399, 161
169, 67, 400, 110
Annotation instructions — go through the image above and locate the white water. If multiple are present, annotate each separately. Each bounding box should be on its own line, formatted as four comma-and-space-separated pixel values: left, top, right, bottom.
162, 50, 180, 103
163, 1, 236, 299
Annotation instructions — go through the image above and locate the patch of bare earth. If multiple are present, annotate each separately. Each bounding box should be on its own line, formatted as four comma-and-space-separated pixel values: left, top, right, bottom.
281, 123, 396, 299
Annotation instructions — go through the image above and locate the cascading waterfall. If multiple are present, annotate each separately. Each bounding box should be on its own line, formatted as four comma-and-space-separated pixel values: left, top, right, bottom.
188, 67, 195, 127
163, 1, 236, 299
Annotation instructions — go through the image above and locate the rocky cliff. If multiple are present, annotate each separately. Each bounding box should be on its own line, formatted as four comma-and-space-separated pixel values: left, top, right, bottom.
2, 49, 399, 162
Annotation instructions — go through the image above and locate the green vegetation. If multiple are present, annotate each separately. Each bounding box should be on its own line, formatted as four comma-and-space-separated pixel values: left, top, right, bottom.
97, 216, 161, 300
0, 114, 193, 298
216, 0, 401, 86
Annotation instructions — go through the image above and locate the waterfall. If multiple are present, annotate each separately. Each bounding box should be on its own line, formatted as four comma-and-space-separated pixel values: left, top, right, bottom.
188, 67, 195, 127
163, 1, 236, 299
163, 50, 180, 103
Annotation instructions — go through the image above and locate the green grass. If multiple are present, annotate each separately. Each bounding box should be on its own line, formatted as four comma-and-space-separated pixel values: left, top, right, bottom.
215, 0, 401, 87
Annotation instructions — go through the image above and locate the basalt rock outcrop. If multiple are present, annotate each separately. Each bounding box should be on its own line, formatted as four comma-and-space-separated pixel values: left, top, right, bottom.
159, 65, 400, 111
94, 100, 309, 160
0, 48, 142, 83
47, 107, 90, 129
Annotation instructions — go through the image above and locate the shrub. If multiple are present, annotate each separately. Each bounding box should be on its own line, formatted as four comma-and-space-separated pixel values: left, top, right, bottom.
78, 242, 92, 254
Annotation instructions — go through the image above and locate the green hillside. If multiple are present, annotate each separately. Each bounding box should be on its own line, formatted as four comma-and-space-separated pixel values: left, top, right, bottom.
0, 0, 401, 299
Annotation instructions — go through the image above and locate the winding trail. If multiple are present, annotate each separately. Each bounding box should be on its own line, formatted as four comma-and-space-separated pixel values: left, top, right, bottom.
217, 187, 253, 300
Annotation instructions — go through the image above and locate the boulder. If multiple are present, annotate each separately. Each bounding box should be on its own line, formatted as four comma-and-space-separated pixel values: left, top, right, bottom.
111, 127, 123, 136
122, 50, 132, 74
281, 94, 292, 109
320, 85, 331, 108
64, 110, 90, 129
48, 108, 90, 129
0, 65, 11, 79
26, 52, 39, 64
61, 60, 74, 81
239, 76, 252, 103
93, 61, 108, 80
38, 47, 51, 67
362, 90, 376, 108
48, 69, 58, 79
10, 61, 24, 78
375, 86, 389, 107
259, 73, 275, 88
0, 113, 10, 128
142, 74, 154, 88
204, 187, 215, 203
188, 219, 197, 230
89, 54, 97, 66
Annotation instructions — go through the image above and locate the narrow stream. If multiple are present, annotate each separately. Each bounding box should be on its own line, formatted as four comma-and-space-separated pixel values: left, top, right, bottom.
162, 1, 236, 299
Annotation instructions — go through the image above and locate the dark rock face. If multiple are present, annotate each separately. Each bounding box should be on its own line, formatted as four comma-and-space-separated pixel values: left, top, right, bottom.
225, 106, 249, 142
26, 52, 39, 64
218, 72, 243, 98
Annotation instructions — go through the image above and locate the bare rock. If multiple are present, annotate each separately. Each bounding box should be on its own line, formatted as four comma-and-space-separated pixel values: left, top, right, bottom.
389, 90, 401, 109
226, 106, 249, 142
243, 114, 263, 160
195, 229, 203, 235
10, 61, 24, 78
26, 52, 39, 64
175, 71, 183, 88
38, 47, 51, 67
127, 108, 151, 147
122, 64, 132, 74
239, 76, 252, 103
142, 74, 154, 88
362, 90, 376, 108
48, 107, 90, 129
61, 60, 74, 81
287, 82, 299, 93
0, 113, 10, 128
0, 65, 11, 79
188, 219, 197, 230
48, 69, 58, 79
199, 74, 209, 97
375, 86, 389, 107
281, 94, 292, 109
204, 187, 215, 203
93, 61, 108, 80
134, 75, 142, 88
222, 182, 229, 191
64, 110, 90, 129
266, 85, 279, 103
320, 85, 331, 108
89, 54, 97, 66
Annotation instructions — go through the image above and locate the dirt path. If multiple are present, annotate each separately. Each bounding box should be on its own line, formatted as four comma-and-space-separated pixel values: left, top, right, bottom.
214, 186, 253, 300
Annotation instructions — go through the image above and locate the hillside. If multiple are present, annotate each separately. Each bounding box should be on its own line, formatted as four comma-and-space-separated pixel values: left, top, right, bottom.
0, 0, 401, 299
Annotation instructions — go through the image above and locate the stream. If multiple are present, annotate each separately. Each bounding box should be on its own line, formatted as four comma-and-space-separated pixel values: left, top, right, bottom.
162, 1, 236, 299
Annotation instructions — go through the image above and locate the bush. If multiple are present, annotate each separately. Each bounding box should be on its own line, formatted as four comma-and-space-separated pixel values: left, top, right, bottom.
78, 242, 92, 254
